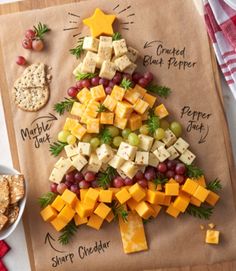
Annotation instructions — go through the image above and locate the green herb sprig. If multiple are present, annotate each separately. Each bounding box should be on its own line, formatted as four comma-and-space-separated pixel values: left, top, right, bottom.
186, 164, 204, 179
111, 201, 128, 222
49, 141, 68, 157
97, 166, 116, 189
38, 192, 56, 208
153, 176, 168, 189
186, 204, 213, 220
120, 78, 132, 90
147, 84, 171, 98
97, 104, 107, 113
53, 98, 75, 115
112, 32, 122, 41
76, 72, 97, 80
206, 178, 222, 193
99, 128, 112, 145
34, 22, 50, 40
58, 221, 78, 245
147, 108, 160, 135
69, 38, 84, 59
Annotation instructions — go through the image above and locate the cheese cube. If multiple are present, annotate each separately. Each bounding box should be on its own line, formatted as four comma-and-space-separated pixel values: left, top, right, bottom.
99, 190, 113, 203
162, 129, 177, 147
94, 202, 111, 219
99, 60, 117, 80
126, 198, 139, 211
190, 196, 202, 207
87, 118, 100, 133
74, 214, 88, 226
98, 36, 112, 60
173, 195, 190, 212
84, 100, 100, 118
75, 200, 94, 218
174, 137, 189, 154
124, 90, 140, 104
114, 115, 128, 129
80, 189, 88, 201
81, 51, 97, 73
102, 95, 117, 111
153, 146, 170, 162
113, 39, 128, 57
87, 214, 104, 230
151, 204, 162, 218
80, 114, 92, 125
83, 36, 99, 52
76, 88, 92, 104
128, 183, 146, 202
135, 151, 149, 165
143, 93, 157, 108
148, 181, 162, 191
51, 196, 66, 212
114, 55, 132, 71
128, 113, 142, 131
206, 191, 220, 206
96, 144, 114, 163
126, 46, 139, 62
138, 134, 154, 151
151, 140, 165, 152
54, 157, 72, 170
71, 154, 88, 171
205, 230, 220, 244
146, 190, 165, 204
193, 186, 210, 202
179, 149, 196, 165
165, 182, 179, 196
148, 153, 159, 167
182, 178, 199, 195
135, 201, 153, 219
84, 188, 99, 204
63, 118, 78, 131
99, 36, 113, 44
167, 146, 179, 160
73, 63, 82, 76
117, 142, 137, 161
132, 84, 146, 98
141, 110, 149, 121
90, 85, 106, 101
115, 101, 133, 118
71, 123, 87, 140
117, 168, 128, 179
58, 204, 76, 223
123, 63, 137, 75
133, 99, 149, 114
154, 104, 169, 119
100, 112, 114, 125
64, 144, 78, 157
196, 176, 206, 187
111, 85, 126, 101
115, 188, 131, 204
106, 211, 115, 223
166, 203, 180, 218
40, 205, 57, 222
50, 217, 68, 231
108, 155, 125, 169
86, 153, 102, 173
78, 142, 91, 156
70, 102, 86, 118
49, 168, 65, 184
162, 196, 172, 206
120, 161, 139, 179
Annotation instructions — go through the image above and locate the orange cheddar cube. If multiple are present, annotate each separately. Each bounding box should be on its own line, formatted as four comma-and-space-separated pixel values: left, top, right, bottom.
58, 204, 75, 223
74, 214, 88, 226
109, 187, 120, 199
75, 200, 95, 218
71, 123, 87, 140
132, 84, 147, 98
102, 95, 117, 112
205, 230, 220, 244
40, 205, 57, 222
143, 93, 157, 108
61, 189, 77, 207
114, 115, 128, 129
124, 89, 140, 104
80, 114, 92, 124
146, 190, 165, 204
148, 181, 162, 191
94, 202, 111, 219
115, 101, 133, 118
50, 217, 67, 231
70, 102, 86, 118
166, 203, 180, 218
128, 183, 146, 202
87, 118, 100, 133
84, 100, 100, 118
141, 110, 149, 121
90, 85, 106, 101
190, 196, 201, 207
115, 188, 131, 204
133, 98, 149, 115
162, 196, 172, 206
154, 104, 169, 119
182, 178, 199, 195
151, 204, 162, 218
100, 112, 114, 125
193, 185, 210, 202
106, 211, 115, 223
128, 113, 142, 131
76, 87, 91, 104
165, 182, 179, 196
99, 190, 113, 203
127, 198, 139, 211
84, 188, 99, 204
80, 189, 89, 201
205, 191, 220, 206
87, 214, 103, 230
173, 195, 190, 213
135, 201, 153, 219
63, 118, 78, 131
51, 195, 66, 212
196, 175, 206, 187
111, 85, 126, 101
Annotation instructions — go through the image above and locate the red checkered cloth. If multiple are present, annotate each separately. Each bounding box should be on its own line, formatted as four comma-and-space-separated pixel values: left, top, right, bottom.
0, 241, 10, 271
0, 261, 7, 271
204, 0, 236, 99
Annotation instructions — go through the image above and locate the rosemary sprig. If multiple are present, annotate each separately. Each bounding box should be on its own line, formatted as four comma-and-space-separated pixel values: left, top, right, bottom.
120, 78, 132, 90
97, 104, 107, 113
69, 38, 84, 59
53, 98, 75, 115
97, 166, 116, 189
153, 176, 168, 189
186, 204, 213, 220
38, 192, 56, 208
147, 84, 171, 98
112, 32, 122, 41
49, 141, 68, 157
111, 201, 128, 222
186, 164, 204, 179
206, 178, 222, 193
34, 22, 50, 40
58, 221, 78, 245
147, 108, 160, 135
76, 72, 97, 80
99, 128, 112, 145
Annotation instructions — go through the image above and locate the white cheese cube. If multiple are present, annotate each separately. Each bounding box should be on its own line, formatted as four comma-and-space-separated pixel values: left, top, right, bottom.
81, 51, 97, 73
167, 146, 179, 160
83, 36, 99, 52
54, 157, 72, 172
98, 36, 112, 60
174, 137, 189, 154
151, 140, 165, 152
123, 62, 137, 75
99, 36, 113, 44
71, 154, 87, 171
179, 149, 196, 165
117, 168, 127, 179
99, 60, 116, 80
54, 157, 66, 168
114, 55, 132, 72
120, 161, 139, 179
96, 144, 114, 163
112, 39, 128, 57
108, 155, 125, 169
86, 153, 102, 173
96, 56, 104, 69
126, 46, 139, 62
49, 168, 65, 184
149, 153, 159, 167
138, 134, 154, 151
73, 63, 82, 76
78, 142, 91, 156
135, 151, 149, 165
161, 129, 177, 147
64, 144, 78, 157
117, 142, 137, 161
153, 146, 170, 162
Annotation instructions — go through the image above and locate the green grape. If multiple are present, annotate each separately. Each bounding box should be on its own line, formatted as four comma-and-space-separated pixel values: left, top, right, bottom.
67, 134, 77, 145
139, 125, 149, 135
113, 136, 123, 147
128, 133, 140, 146
90, 137, 100, 149
107, 126, 120, 137
122, 128, 131, 139
154, 128, 165, 140
82, 133, 92, 143
170, 121, 182, 137
58, 130, 71, 143
160, 119, 170, 130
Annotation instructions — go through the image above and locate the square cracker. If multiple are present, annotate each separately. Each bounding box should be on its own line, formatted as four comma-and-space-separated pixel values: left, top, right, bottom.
0, 214, 8, 231
0, 177, 9, 214
7, 175, 25, 204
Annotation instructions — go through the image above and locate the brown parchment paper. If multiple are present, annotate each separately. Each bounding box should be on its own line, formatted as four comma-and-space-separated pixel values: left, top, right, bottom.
0, 0, 236, 270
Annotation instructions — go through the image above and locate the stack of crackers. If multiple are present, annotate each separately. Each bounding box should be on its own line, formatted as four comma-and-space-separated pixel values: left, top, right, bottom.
0, 175, 25, 231
12, 63, 51, 112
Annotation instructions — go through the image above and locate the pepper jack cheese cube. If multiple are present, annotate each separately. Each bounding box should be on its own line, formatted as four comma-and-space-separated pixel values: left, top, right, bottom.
179, 149, 196, 165
115, 101, 133, 118
205, 230, 220, 244
71, 123, 87, 140
100, 112, 114, 125
182, 178, 199, 195
167, 146, 179, 160
40, 205, 57, 222
70, 102, 86, 118
132, 84, 146, 98
153, 146, 170, 162
173, 194, 190, 212
135, 201, 153, 219
96, 144, 114, 163
154, 104, 169, 119
87, 214, 104, 230
99, 190, 113, 203
58, 204, 76, 223
129, 183, 146, 202
166, 203, 180, 218
64, 144, 78, 157
148, 153, 159, 167
115, 188, 131, 204
108, 154, 125, 169
49, 168, 65, 184
174, 137, 189, 154
193, 186, 210, 202
111, 85, 126, 101
151, 140, 165, 152
114, 55, 132, 71
143, 93, 157, 108
113, 39, 128, 57
206, 191, 220, 206
74, 214, 88, 226
76, 88, 92, 104
71, 154, 88, 171
133, 99, 149, 115
120, 161, 139, 179
99, 60, 117, 80
50, 217, 68, 231
78, 142, 91, 156
138, 134, 154, 151
126, 46, 139, 62
123, 62, 137, 75
114, 115, 128, 130
161, 129, 177, 147
86, 153, 102, 173
82, 36, 99, 52
117, 142, 137, 161
81, 51, 97, 73
124, 90, 140, 104
102, 95, 117, 111
90, 85, 106, 101
165, 182, 179, 196
94, 202, 111, 219
51, 196, 66, 212
135, 151, 149, 165
63, 118, 78, 131
61, 189, 78, 207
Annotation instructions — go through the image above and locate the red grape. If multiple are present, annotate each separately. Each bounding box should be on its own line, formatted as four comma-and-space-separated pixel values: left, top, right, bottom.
166, 170, 175, 179
175, 174, 184, 184
108, 81, 115, 88
99, 78, 109, 87
105, 86, 112, 95
67, 86, 78, 98
143, 71, 154, 83
167, 160, 177, 170
157, 162, 167, 173
84, 171, 96, 182
57, 183, 67, 194
175, 163, 186, 175
124, 177, 134, 186
91, 180, 99, 188
138, 77, 149, 88
132, 72, 142, 83
25, 29, 36, 39
74, 172, 84, 182
112, 72, 122, 84
50, 183, 58, 193
144, 167, 156, 181
16, 56, 26, 66
91, 76, 100, 86
135, 171, 144, 180
79, 180, 90, 189
22, 38, 32, 49
32, 39, 44, 51
65, 172, 75, 183
137, 179, 148, 188
82, 79, 91, 88
64, 180, 73, 188
76, 80, 84, 90
113, 177, 124, 188
70, 184, 79, 194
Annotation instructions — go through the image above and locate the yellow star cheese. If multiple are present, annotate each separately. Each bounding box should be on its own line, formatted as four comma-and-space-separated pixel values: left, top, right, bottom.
83, 8, 116, 37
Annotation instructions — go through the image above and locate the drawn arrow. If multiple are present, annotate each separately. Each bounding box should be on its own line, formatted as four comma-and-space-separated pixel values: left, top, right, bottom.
45, 233, 66, 253
143, 40, 162, 49
198, 125, 209, 144
31, 113, 58, 125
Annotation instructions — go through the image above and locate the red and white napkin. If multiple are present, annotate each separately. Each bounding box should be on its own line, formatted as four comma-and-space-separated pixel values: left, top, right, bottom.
0, 241, 10, 271
204, 0, 236, 99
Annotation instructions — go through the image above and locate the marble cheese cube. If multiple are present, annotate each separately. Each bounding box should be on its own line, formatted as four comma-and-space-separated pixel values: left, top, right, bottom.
114, 55, 132, 72
126, 46, 139, 62
86, 153, 102, 173
151, 140, 165, 152
179, 149, 196, 165
112, 39, 128, 57
161, 129, 177, 147
54, 157, 72, 172
123, 62, 137, 75
78, 142, 91, 156
167, 146, 179, 160
148, 153, 159, 167
83, 36, 99, 52
135, 151, 149, 165
108, 155, 125, 169
153, 146, 170, 162
96, 144, 114, 163
138, 134, 154, 151
71, 154, 87, 171
120, 161, 139, 179
99, 60, 116, 80
117, 142, 137, 161
81, 51, 97, 73
49, 168, 65, 184
174, 137, 190, 154
64, 144, 78, 158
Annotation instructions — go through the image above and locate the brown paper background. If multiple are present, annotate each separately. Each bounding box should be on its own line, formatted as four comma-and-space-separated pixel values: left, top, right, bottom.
0, 0, 236, 270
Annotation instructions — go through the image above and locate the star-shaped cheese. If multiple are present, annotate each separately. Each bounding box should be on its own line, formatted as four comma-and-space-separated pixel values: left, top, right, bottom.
83, 8, 116, 37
